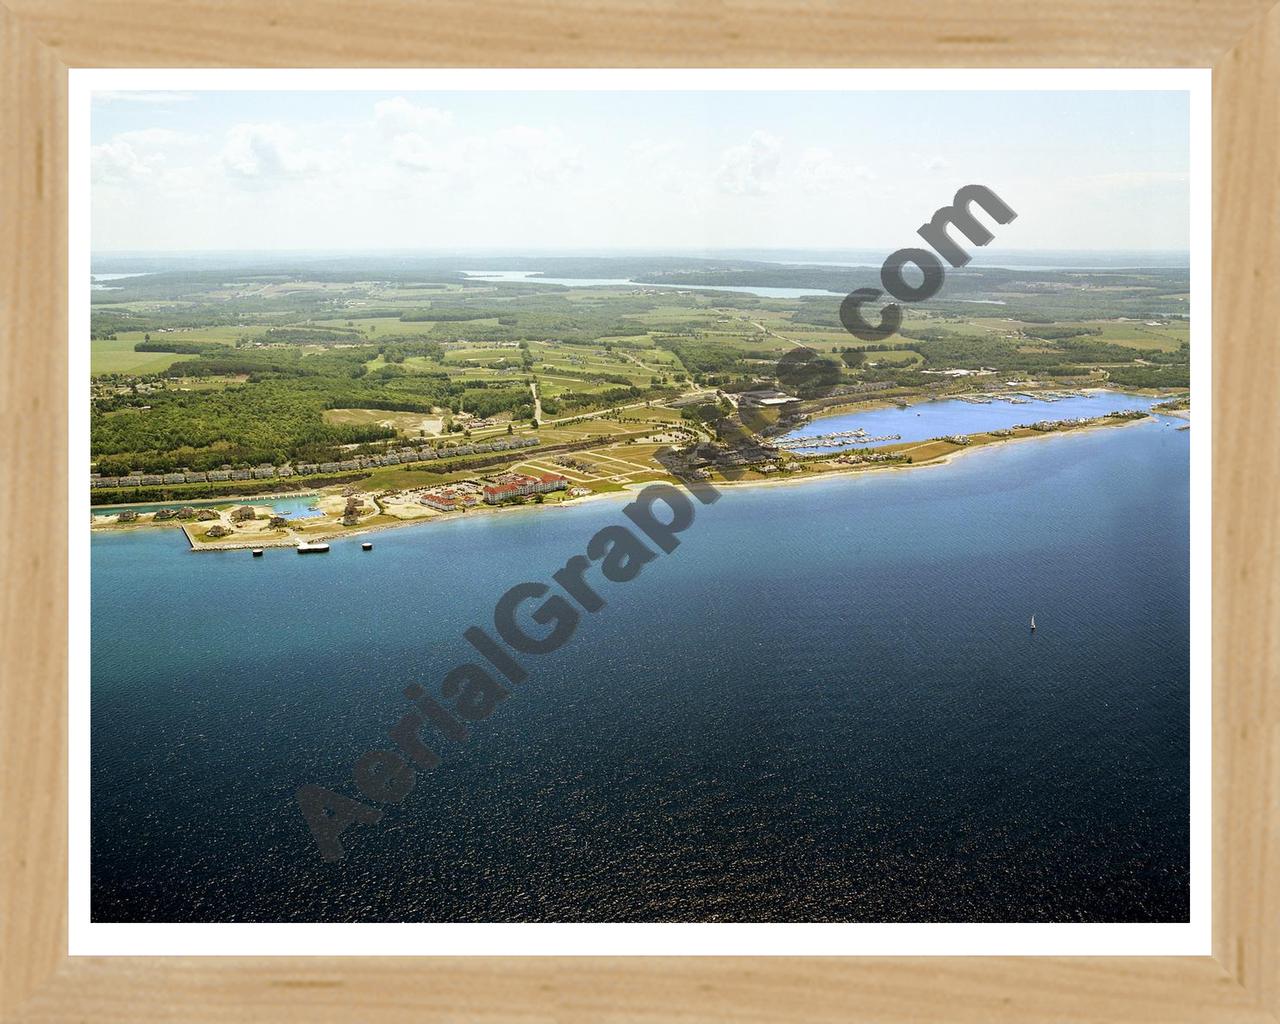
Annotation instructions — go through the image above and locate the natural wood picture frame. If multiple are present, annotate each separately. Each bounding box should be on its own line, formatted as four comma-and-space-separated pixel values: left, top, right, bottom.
1, 2, 1276, 1020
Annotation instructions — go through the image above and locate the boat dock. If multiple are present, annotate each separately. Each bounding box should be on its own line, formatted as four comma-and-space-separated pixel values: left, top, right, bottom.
957, 389, 1086, 406
777, 430, 902, 450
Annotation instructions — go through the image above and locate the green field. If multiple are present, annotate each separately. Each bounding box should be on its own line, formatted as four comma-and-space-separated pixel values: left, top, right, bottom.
91, 338, 190, 375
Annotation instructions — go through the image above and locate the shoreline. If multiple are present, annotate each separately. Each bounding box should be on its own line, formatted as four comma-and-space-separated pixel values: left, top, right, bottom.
97, 412, 1168, 552
706, 408, 1162, 496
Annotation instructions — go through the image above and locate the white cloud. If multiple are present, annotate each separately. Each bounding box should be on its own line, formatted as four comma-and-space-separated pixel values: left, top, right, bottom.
627, 139, 688, 194
1079, 170, 1189, 189
92, 140, 162, 184
794, 147, 875, 194
374, 97, 453, 137
115, 128, 198, 149
388, 132, 443, 175
716, 131, 781, 196
87, 91, 1191, 253
220, 123, 317, 186
489, 125, 582, 184
92, 128, 202, 187
392, 123, 582, 188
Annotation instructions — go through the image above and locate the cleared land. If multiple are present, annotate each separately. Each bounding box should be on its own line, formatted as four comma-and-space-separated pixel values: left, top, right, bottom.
323, 408, 445, 436
91, 338, 190, 375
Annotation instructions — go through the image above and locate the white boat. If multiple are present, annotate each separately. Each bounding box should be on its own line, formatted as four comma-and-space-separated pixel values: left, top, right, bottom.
296, 541, 330, 554
1030, 614, 1036, 632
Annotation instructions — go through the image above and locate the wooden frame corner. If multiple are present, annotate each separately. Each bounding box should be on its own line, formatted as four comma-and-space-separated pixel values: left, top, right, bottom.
2, 2, 1277, 1019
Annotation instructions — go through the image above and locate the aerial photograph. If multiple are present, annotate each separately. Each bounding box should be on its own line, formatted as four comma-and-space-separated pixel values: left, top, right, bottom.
88, 87, 1192, 924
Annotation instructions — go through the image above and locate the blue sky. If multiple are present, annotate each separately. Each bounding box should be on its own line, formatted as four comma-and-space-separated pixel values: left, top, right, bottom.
91, 89, 1190, 253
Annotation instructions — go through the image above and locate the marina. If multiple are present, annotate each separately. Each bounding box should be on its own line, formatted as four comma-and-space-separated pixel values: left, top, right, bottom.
779, 389, 1165, 453
775, 430, 903, 450
956, 390, 1087, 406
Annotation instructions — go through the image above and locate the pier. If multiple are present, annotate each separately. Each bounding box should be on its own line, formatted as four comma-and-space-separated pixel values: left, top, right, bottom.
953, 388, 1087, 406
778, 430, 903, 450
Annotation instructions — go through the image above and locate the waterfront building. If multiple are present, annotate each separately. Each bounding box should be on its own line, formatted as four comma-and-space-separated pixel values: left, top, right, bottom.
482, 472, 568, 504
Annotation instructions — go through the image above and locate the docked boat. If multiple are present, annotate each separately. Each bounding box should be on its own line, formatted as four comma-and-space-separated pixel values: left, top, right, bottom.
296, 541, 330, 554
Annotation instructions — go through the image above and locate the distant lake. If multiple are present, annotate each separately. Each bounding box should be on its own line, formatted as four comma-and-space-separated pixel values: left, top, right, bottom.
90, 272, 147, 291
781, 390, 1165, 451
461, 270, 844, 299
91, 419, 1189, 923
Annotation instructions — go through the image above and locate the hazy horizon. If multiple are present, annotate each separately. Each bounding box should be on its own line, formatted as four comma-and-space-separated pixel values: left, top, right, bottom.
89, 247, 1192, 277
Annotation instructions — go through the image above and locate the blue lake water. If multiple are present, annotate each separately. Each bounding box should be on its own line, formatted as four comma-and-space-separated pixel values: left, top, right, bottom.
90, 419, 1190, 923
90, 272, 147, 291
462, 270, 843, 299
781, 390, 1163, 451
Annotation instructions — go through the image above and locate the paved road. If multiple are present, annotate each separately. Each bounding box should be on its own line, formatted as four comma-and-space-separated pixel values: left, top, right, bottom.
750, 319, 804, 348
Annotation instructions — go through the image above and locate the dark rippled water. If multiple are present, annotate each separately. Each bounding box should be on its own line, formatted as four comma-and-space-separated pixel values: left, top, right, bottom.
91, 417, 1190, 922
